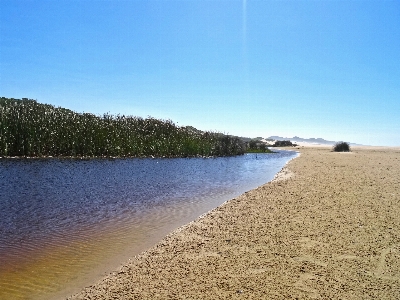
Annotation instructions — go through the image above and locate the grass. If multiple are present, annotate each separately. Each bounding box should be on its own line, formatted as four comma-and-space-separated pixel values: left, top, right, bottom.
245, 139, 274, 153
0, 97, 245, 158
246, 148, 273, 153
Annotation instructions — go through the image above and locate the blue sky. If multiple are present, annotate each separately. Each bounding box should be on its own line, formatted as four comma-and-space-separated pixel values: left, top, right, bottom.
1, 0, 399, 146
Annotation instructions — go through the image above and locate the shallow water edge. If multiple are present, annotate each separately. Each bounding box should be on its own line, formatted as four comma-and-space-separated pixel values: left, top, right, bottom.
0, 150, 298, 300
61, 150, 300, 300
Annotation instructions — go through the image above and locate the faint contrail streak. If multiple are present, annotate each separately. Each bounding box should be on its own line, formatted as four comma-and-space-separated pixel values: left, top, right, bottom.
242, 0, 249, 95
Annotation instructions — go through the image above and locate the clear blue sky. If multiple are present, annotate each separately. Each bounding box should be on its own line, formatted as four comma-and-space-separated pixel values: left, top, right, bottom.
1, 0, 399, 146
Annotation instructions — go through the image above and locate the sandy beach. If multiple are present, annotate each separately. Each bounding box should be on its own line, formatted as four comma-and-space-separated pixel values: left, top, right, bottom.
68, 146, 400, 299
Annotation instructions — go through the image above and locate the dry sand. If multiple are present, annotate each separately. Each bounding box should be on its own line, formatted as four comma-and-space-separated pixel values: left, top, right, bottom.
68, 146, 400, 299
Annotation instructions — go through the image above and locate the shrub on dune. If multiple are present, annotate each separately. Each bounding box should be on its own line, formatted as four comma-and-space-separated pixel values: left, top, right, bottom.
333, 141, 350, 152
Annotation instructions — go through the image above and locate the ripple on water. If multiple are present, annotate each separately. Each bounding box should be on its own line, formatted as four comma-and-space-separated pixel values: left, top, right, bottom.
0, 150, 298, 299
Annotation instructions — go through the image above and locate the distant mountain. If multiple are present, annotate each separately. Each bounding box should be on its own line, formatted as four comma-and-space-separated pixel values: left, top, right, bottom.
268, 136, 336, 145
267, 136, 363, 146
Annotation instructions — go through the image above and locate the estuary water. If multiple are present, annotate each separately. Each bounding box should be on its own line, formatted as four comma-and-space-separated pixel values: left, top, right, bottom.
0, 150, 297, 300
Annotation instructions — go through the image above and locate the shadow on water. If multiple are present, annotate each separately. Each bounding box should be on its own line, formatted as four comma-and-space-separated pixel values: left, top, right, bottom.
0, 150, 297, 300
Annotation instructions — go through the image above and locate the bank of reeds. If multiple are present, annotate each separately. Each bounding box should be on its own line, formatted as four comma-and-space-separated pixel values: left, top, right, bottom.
0, 97, 245, 158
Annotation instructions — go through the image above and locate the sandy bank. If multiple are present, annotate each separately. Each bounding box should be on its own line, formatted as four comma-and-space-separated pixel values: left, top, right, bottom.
68, 147, 400, 299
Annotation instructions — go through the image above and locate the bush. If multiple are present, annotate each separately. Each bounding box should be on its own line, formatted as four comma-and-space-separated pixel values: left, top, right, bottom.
333, 141, 350, 152
272, 140, 297, 147
0, 97, 245, 157
246, 139, 273, 153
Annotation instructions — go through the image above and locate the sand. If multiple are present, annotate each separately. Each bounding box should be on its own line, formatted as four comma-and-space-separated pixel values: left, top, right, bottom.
67, 146, 400, 299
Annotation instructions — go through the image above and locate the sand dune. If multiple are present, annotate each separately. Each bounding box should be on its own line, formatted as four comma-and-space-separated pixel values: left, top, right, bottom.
68, 146, 400, 299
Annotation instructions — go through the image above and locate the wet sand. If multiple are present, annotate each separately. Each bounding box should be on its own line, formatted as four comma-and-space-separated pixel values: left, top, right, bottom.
68, 146, 400, 299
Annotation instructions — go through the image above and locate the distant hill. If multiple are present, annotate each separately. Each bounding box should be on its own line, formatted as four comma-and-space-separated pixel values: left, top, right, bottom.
267, 136, 363, 146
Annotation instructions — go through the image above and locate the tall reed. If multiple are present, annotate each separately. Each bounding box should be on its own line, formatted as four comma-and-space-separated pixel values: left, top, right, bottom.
0, 97, 245, 158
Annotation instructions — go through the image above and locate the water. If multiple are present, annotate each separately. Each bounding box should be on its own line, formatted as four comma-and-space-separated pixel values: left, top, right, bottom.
0, 150, 297, 300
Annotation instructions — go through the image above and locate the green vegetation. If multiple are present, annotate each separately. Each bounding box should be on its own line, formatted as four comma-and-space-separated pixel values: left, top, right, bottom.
246, 148, 273, 153
0, 97, 245, 158
333, 141, 351, 152
271, 140, 297, 147
246, 139, 273, 153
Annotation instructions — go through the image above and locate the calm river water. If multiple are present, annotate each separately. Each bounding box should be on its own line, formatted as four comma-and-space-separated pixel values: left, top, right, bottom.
0, 150, 297, 300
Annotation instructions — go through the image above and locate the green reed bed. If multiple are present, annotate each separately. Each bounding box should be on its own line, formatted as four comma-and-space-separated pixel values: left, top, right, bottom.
0, 97, 245, 158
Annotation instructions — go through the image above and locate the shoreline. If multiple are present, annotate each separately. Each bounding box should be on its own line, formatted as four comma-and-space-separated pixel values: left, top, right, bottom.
68, 146, 400, 299
61, 160, 298, 300
1, 151, 295, 300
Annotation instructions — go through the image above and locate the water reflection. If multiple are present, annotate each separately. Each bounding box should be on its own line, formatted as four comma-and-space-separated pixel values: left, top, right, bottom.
0, 150, 297, 299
